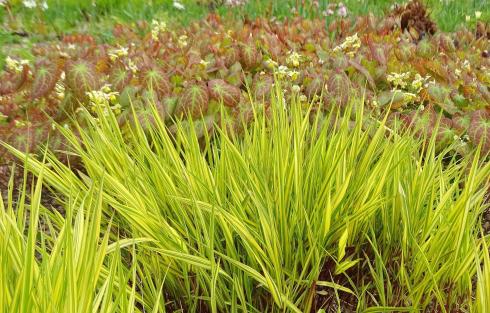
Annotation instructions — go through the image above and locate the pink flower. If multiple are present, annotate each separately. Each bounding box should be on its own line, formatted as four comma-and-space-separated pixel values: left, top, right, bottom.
337, 4, 348, 17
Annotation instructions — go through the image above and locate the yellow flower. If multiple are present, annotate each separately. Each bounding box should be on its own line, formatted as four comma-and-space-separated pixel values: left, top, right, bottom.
286, 51, 302, 67
333, 33, 361, 57
5, 56, 29, 73
108, 46, 129, 62
410, 74, 431, 93
386, 72, 410, 89
199, 59, 210, 69
111, 103, 122, 115
86, 84, 119, 115
14, 120, 27, 127
264, 58, 278, 70
288, 69, 300, 81
276, 65, 289, 78
178, 35, 189, 48
402, 92, 417, 102
54, 82, 65, 100
151, 20, 167, 41
127, 59, 138, 74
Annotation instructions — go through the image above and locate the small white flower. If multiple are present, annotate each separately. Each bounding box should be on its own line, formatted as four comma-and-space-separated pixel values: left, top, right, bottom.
292, 85, 301, 93
475, 11, 482, 19
23, 0, 36, 8
277, 65, 288, 72
40, 1, 48, 10
173, 1, 185, 10
224, 0, 247, 6
465, 15, 471, 22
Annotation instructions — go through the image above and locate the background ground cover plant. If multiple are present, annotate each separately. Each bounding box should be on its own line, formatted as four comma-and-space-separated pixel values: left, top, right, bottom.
3, 90, 490, 312
0, 0, 488, 46
0, 0, 489, 165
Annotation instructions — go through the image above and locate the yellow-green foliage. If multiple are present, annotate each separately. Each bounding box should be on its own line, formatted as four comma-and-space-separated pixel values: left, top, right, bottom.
2, 88, 490, 312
